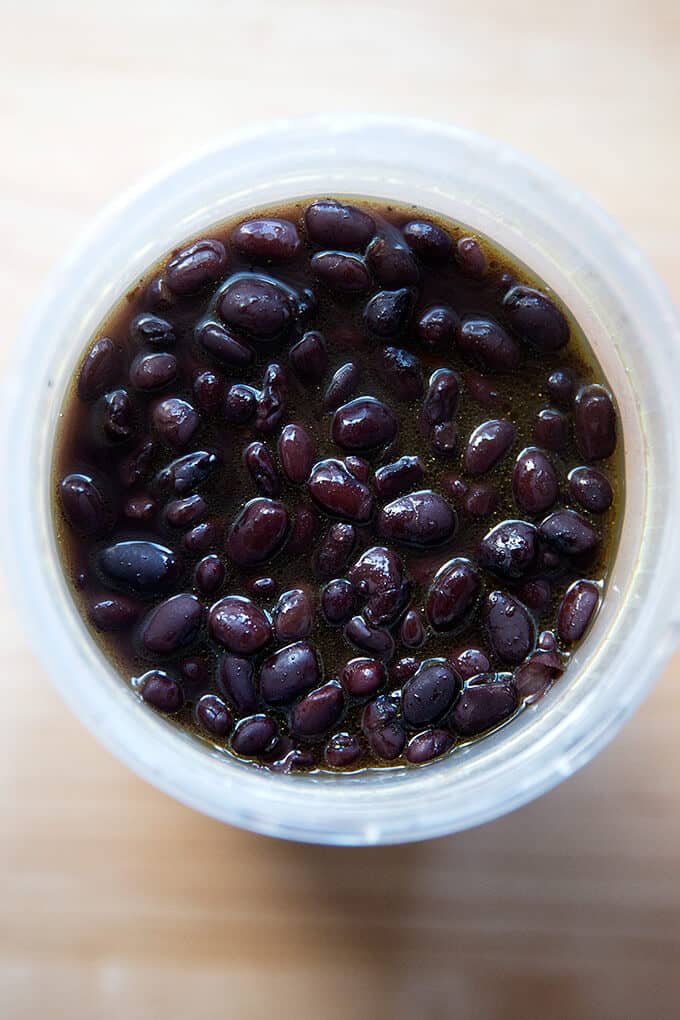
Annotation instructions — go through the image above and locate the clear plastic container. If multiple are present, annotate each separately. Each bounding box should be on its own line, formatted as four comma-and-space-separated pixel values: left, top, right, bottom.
4, 115, 680, 845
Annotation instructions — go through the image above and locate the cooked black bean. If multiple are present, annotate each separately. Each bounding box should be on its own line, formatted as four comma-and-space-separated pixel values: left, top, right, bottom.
101, 389, 135, 441
256, 362, 288, 433
451, 679, 517, 736
59, 474, 108, 535
194, 555, 226, 595
244, 441, 281, 497
193, 369, 224, 414
158, 450, 218, 495
441, 473, 468, 504
514, 650, 563, 704
218, 655, 258, 713
78, 337, 121, 401
348, 546, 410, 626
165, 494, 207, 528
278, 424, 315, 485
219, 274, 292, 339
483, 590, 535, 664
144, 276, 175, 311
415, 305, 459, 348
140, 670, 184, 713
99, 540, 181, 594
344, 616, 395, 659
342, 657, 386, 698
378, 490, 456, 546
312, 251, 371, 293
421, 368, 459, 428
195, 694, 233, 737
538, 630, 558, 651
260, 641, 321, 705
208, 595, 272, 653
289, 331, 328, 386
400, 609, 426, 648
89, 595, 141, 631
458, 318, 521, 372
274, 588, 314, 641
403, 220, 454, 261
129, 352, 177, 391
305, 200, 376, 251
380, 346, 424, 401
512, 448, 559, 515
547, 368, 576, 408
361, 694, 401, 734
290, 681, 344, 738
344, 456, 371, 483
456, 236, 488, 277
402, 660, 460, 727
248, 576, 278, 598
464, 482, 499, 517
503, 285, 569, 351
463, 419, 515, 475
196, 321, 254, 368
183, 520, 222, 553
368, 723, 406, 760
539, 509, 599, 556
390, 657, 419, 684
152, 397, 200, 451
119, 438, 155, 488
130, 312, 175, 347
450, 647, 490, 680
568, 466, 613, 513
557, 580, 600, 642
141, 593, 202, 654
224, 383, 258, 424
322, 362, 360, 411
232, 218, 301, 261
406, 728, 455, 764
325, 732, 362, 768
427, 558, 481, 631
321, 579, 355, 625
332, 396, 398, 451
430, 421, 457, 455
364, 288, 412, 337
534, 408, 568, 451
366, 235, 419, 287
231, 715, 279, 756
516, 578, 552, 613
166, 238, 227, 295
226, 497, 289, 566
574, 384, 617, 460
308, 459, 374, 522
287, 504, 319, 556
375, 456, 425, 500
316, 523, 356, 581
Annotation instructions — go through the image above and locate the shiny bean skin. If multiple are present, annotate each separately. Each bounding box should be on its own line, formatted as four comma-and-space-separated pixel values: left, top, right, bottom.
289, 331, 328, 384
430, 421, 457, 455
512, 448, 559, 515
400, 609, 426, 648
219, 275, 292, 339
406, 728, 455, 764
196, 322, 254, 367
378, 490, 456, 547
463, 419, 515, 475
332, 397, 398, 451
308, 459, 374, 522
231, 715, 279, 757
458, 318, 521, 372
547, 368, 576, 408
232, 218, 301, 261
287, 505, 319, 556
348, 546, 410, 626
503, 285, 569, 351
208, 595, 272, 654
366, 235, 419, 287
402, 660, 461, 727
152, 397, 200, 450
89, 595, 141, 631
464, 482, 499, 517
311, 251, 371, 294
390, 657, 419, 684
483, 591, 535, 664
166, 238, 227, 295
574, 385, 617, 460
256, 363, 288, 433
539, 509, 599, 557
183, 520, 223, 553
130, 312, 175, 347
538, 630, 558, 651
99, 540, 181, 594
59, 474, 108, 535
375, 456, 425, 500
344, 616, 395, 660
129, 352, 177, 391
260, 641, 321, 705
321, 579, 355, 625
119, 438, 155, 488
514, 651, 563, 704
274, 588, 314, 641
165, 494, 207, 528
426, 558, 482, 631
342, 657, 386, 698
325, 732, 362, 768
568, 466, 613, 514
140, 593, 202, 654
361, 695, 400, 733
226, 498, 289, 566
415, 305, 459, 349
305, 200, 376, 251
244, 441, 282, 497
367, 723, 406, 761
290, 682, 344, 738
364, 289, 413, 337
140, 670, 184, 713
158, 451, 218, 495
248, 576, 278, 598
195, 694, 233, 737
421, 368, 459, 428
450, 647, 490, 680
557, 580, 600, 643
382, 347, 424, 401
193, 369, 224, 414
144, 276, 175, 311
534, 408, 568, 451
278, 424, 316, 485
316, 523, 356, 581
194, 555, 226, 595
224, 383, 258, 424
78, 337, 120, 401
218, 655, 258, 713
322, 362, 360, 411
456, 237, 488, 277
403, 220, 454, 261
344, 456, 371, 483
101, 389, 135, 441
451, 679, 518, 736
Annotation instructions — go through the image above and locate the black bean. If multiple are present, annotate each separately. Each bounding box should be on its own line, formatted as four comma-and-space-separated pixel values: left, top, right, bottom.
483, 591, 535, 664
290, 681, 344, 738
144, 275, 175, 311
322, 362, 360, 411
568, 466, 613, 514
458, 318, 521, 372
130, 312, 175, 347
231, 715, 279, 757
183, 520, 223, 553
158, 450, 218, 495
179, 655, 209, 690
140, 670, 184, 713
224, 383, 258, 424
193, 369, 224, 414
244, 441, 281, 497
381, 347, 424, 402
325, 732, 362, 768
344, 616, 395, 660
574, 384, 617, 460
274, 588, 314, 641
389, 657, 419, 684
166, 238, 227, 295
119, 438, 155, 488
332, 396, 398, 451
451, 679, 517, 736
140, 593, 202, 653
194, 555, 226, 595
342, 657, 386, 697
456, 237, 488, 277
400, 609, 426, 648
464, 483, 499, 517
450, 647, 490, 680
503, 285, 569, 351
378, 490, 456, 546
305, 200, 376, 251
270, 746, 318, 772
463, 419, 515, 475
348, 545, 410, 626
195, 694, 233, 737
406, 728, 454, 764
367, 722, 406, 760
260, 641, 321, 705
165, 494, 207, 528
196, 322, 254, 368
539, 509, 599, 556
287, 504, 319, 556
375, 456, 424, 500
255, 363, 287, 434
344, 456, 371, 483
219, 275, 292, 339
129, 352, 177, 391
321, 579, 355, 625
78, 337, 121, 401
208, 595, 272, 653
361, 694, 399, 732
512, 448, 559, 515
547, 368, 576, 408
89, 595, 141, 631
311, 251, 371, 293
232, 218, 301, 261
364, 289, 413, 337
152, 397, 200, 451
514, 650, 563, 704
415, 305, 458, 348
403, 220, 454, 261
557, 580, 599, 643
426, 558, 481, 630
308, 459, 374, 522
534, 408, 568, 451
538, 630, 558, 651
59, 474, 108, 535
442, 474, 468, 504
316, 523, 356, 581
366, 235, 419, 287
430, 421, 457, 455
218, 655, 258, 713
278, 424, 315, 485
101, 389, 135, 441
402, 660, 460, 727
226, 497, 289, 566
516, 578, 552, 613
248, 576, 278, 598
99, 540, 181, 594
421, 368, 460, 428
289, 331, 328, 384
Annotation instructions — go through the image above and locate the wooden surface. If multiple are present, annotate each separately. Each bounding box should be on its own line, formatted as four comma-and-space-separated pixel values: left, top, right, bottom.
2, 2, 680, 1017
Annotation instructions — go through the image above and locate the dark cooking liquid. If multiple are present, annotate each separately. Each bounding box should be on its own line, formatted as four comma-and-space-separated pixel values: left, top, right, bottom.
53, 197, 622, 772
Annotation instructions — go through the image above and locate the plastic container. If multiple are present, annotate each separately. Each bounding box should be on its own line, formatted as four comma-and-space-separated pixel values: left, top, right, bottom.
4, 115, 680, 845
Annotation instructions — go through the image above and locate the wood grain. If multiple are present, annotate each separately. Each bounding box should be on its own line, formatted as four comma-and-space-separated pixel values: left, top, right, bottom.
2, 2, 680, 1017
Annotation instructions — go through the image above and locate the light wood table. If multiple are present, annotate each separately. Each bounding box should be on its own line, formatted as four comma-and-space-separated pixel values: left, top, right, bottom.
2, 2, 680, 1017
